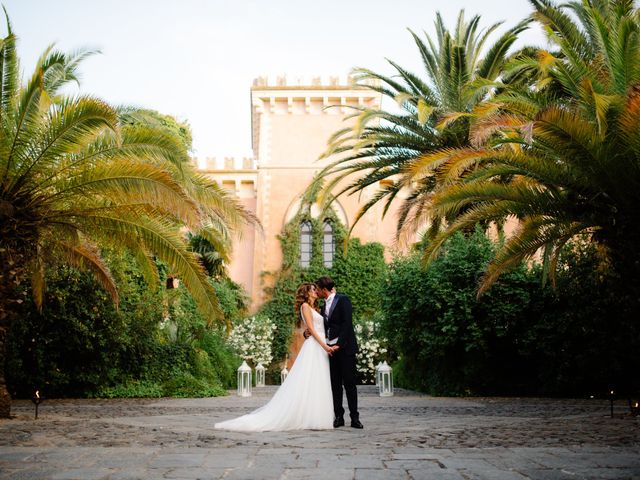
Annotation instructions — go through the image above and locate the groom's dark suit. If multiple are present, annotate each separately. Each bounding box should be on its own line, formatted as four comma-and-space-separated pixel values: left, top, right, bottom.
322, 293, 359, 423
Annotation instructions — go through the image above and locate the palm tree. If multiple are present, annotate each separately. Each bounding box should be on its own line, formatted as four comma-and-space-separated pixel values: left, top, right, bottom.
311, 10, 528, 241
420, 0, 640, 295
187, 232, 227, 278
0, 19, 254, 417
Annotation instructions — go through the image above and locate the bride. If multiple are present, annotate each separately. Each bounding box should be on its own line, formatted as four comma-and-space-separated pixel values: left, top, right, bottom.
215, 283, 335, 431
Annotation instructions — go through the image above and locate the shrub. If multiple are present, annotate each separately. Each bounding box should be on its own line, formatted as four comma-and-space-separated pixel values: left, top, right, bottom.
381, 230, 640, 396
227, 314, 277, 366
354, 314, 388, 384
6, 250, 246, 399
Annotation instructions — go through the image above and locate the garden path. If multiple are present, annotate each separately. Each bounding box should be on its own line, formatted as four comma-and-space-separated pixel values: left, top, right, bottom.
1, 386, 639, 479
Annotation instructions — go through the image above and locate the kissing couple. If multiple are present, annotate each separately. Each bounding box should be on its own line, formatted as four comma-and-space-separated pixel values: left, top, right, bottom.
215, 276, 362, 431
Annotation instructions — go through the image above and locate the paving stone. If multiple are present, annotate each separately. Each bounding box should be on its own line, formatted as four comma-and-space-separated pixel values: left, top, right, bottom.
1, 387, 639, 480
355, 467, 410, 479
149, 453, 207, 468
252, 453, 313, 469
457, 469, 529, 480
222, 466, 286, 479
570, 467, 640, 479
0, 468, 60, 480
0, 452, 34, 463
439, 457, 498, 471
162, 466, 228, 479
201, 453, 252, 468
407, 470, 466, 480
281, 468, 354, 480
514, 469, 575, 480
317, 454, 385, 469
50, 467, 116, 479
109, 469, 158, 480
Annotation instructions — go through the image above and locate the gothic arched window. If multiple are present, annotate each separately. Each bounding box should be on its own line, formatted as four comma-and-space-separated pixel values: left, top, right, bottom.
300, 220, 312, 267
322, 220, 335, 268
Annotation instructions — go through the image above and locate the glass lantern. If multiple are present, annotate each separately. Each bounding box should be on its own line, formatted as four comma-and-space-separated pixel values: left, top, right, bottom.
255, 362, 266, 387
237, 360, 252, 397
280, 365, 289, 384
378, 361, 393, 397
375, 362, 383, 386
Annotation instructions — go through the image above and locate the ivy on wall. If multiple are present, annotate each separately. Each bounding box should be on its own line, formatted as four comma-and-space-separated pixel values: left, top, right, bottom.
258, 206, 387, 364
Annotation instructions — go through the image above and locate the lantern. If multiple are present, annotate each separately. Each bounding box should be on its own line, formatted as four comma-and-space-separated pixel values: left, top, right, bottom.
378, 361, 393, 397
375, 362, 383, 386
255, 363, 266, 387
280, 365, 289, 384
237, 361, 252, 397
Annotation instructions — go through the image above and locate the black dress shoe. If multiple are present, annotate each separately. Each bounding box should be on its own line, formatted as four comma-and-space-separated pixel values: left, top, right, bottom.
350, 420, 364, 429
333, 417, 345, 428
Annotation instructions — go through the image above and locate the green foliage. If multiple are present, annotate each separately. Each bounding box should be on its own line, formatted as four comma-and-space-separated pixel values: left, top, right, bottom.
332, 240, 387, 318
212, 278, 249, 324
120, 108, 193, 151
96, 380, 164, 399
382, 228, 534, 395
520, 243, 640, 396
6, 250, 243, 399
6, 260, 161, 398
198, 330, 241, 389
160, 372, 226, 398
259, 211, 387, 362
308, 10, 529, 241
381, 230, 640, 396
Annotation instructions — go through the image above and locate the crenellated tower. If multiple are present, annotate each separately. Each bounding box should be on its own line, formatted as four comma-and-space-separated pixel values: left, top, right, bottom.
198, 76, 408, 310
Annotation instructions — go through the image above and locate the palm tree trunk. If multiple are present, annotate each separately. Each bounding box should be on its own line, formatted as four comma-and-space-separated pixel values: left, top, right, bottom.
0, 253, 26, 418
0, 324, 10, 417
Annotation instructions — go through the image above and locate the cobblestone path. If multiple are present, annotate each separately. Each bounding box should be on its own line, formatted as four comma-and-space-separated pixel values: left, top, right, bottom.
1, 386, 638, 479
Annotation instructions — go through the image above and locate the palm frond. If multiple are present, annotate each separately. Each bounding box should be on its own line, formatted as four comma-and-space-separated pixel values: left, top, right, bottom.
57, 241, 119, 305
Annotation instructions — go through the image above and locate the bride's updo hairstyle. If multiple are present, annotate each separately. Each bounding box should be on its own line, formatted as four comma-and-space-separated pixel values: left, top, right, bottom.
294, 283, 317, 327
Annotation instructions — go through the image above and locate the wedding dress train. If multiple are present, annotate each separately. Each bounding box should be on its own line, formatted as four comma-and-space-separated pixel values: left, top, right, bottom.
215, 308, 333, 431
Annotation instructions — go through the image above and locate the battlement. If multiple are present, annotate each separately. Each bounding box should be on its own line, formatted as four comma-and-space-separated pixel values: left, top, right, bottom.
252, 74, 380, 90
252, 74, 355, 89
251, 75, 382, 115
194, 156, 256, 171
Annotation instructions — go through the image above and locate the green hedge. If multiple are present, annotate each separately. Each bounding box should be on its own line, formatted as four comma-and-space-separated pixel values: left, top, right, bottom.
6, 251, 241, 399
381, 229, 640, 396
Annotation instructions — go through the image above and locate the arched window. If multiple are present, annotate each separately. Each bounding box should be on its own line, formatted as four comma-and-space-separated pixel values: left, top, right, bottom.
322, 220, 334, 268
300, 221, 312, 267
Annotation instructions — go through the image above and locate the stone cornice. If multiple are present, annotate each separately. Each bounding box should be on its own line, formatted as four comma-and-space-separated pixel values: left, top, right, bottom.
198, 169, 257, 174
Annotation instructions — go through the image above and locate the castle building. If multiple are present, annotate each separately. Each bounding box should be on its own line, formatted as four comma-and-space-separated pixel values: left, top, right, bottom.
197, 77, 411, 310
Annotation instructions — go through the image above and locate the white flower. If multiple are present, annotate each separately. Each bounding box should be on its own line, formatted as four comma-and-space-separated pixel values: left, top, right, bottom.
228, 315, 276, 366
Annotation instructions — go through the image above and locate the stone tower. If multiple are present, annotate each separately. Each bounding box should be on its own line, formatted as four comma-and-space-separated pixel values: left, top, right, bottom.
199, 76, 407, 310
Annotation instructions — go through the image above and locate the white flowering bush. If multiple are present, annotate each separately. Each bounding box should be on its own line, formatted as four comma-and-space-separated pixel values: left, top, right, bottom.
355, 318, 388, 384
227, 315, 277, 366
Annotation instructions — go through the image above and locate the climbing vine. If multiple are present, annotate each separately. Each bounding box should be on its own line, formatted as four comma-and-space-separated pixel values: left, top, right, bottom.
258, 207, 387, 364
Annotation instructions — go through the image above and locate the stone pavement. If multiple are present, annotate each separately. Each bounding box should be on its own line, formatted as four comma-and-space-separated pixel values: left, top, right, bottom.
0, 386, 639, 479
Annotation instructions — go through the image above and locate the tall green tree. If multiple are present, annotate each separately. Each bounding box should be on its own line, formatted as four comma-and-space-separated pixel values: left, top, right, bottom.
0, 19, 254, 416
420, 0, 640, 297
311, 11, 528, 241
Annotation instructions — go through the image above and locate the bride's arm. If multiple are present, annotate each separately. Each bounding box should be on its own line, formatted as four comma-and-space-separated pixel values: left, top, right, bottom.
301, 303, 332, 353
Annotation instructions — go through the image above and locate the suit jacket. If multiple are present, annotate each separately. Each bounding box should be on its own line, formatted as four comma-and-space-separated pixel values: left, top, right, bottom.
322, 293, 358, 356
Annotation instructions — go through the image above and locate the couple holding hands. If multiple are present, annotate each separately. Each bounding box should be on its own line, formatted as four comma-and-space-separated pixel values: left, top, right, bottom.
215, 276, 362, 431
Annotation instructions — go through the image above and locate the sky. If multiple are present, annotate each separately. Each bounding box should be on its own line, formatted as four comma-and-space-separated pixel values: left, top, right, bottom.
3, 0, 546, 159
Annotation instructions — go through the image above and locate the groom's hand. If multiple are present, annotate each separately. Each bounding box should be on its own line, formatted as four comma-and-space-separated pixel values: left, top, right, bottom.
326, 345, 339, 354
303, 329, 311, 339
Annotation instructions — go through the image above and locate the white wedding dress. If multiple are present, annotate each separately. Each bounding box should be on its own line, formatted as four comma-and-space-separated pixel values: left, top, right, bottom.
215, 308, 333, 431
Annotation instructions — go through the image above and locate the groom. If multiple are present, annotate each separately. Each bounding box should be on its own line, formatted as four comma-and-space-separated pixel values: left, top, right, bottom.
315, 276, 362, 429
